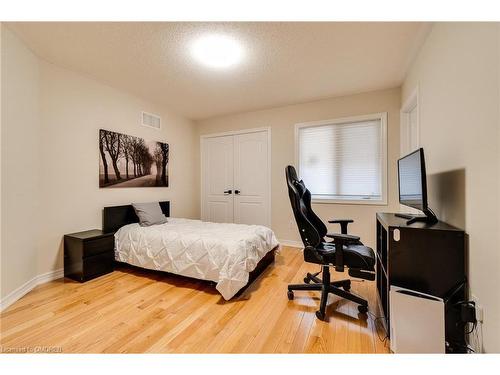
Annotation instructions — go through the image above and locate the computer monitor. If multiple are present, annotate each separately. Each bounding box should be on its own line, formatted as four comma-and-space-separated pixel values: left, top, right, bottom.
397, 148, 438, 225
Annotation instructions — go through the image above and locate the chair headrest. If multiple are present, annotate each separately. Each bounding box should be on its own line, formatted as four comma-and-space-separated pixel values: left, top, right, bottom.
285, 165, 298, 183
285, 165, 306, 195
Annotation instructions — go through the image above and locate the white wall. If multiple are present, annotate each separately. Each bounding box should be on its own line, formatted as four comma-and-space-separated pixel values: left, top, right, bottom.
197, 88, 401, 249
402, 23, 500, 352
1, 26, 199, 302
36, 61, 199, 276
1, 25, 40, 300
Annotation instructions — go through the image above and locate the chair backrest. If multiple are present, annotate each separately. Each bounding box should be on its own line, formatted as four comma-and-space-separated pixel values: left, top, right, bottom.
285, 165, 325, 247
297, 180, 328, 239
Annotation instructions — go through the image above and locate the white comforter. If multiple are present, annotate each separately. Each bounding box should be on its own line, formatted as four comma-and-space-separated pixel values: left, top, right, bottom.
114, 218, 279, 300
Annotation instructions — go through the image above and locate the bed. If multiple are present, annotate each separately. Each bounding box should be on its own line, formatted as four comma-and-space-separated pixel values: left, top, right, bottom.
103, 201, 279, 300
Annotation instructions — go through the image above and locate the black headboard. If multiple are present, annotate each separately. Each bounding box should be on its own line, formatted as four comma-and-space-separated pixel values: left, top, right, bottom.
102, 201, 170, 233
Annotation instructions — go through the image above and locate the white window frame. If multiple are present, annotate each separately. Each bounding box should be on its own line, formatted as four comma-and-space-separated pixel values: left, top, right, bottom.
294, 112, 388, 205
400, 86, 419, 155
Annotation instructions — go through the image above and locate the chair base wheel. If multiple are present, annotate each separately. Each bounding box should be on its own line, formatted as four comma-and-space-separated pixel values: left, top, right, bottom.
287, 291, 294, 300
358, 304, 368, 313
303, 277, 310, 284
343, 284, 351, 291
315, 311, 326, 321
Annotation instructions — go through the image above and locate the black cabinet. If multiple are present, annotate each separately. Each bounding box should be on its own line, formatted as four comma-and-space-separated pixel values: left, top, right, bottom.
64, 229, 115, 282
376, 213, 467, 352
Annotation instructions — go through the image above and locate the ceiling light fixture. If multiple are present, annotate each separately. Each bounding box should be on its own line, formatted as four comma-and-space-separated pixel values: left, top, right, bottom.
190, 34, 244, 69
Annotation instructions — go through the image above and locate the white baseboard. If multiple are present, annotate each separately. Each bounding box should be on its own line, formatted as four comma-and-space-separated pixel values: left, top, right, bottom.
279, 239, 303, 248
0, 268, 64, 312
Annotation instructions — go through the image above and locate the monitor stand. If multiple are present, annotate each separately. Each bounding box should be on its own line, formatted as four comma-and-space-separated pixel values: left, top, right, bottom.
395, 208, 438, 225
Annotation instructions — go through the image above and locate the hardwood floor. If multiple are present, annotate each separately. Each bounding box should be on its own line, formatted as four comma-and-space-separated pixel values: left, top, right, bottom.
0, 246, 389, 353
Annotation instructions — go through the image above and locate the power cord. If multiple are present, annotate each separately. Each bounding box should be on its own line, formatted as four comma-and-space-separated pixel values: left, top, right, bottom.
453, 300, 478, 335
449, 300, 479, 353
465, 320, 477, 335
367, 310, 389, 346
446, 341, 476, 353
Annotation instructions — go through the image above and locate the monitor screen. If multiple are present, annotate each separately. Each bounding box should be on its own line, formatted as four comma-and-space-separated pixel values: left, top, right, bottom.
398, 148, 427, 211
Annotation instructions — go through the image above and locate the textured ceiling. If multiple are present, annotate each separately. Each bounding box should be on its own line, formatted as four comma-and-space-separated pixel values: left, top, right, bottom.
7, 22, 430, 120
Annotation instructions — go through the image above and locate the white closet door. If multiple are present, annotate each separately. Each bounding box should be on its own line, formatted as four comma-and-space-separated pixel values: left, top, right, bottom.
201, 135, 234, 223
233, 131, 270, 227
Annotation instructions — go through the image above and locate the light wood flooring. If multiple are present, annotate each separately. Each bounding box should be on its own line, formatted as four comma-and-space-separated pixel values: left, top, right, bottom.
0, 246, 389, 353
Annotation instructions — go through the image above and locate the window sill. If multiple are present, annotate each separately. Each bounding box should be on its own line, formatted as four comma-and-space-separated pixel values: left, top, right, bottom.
311, 198, 388, 206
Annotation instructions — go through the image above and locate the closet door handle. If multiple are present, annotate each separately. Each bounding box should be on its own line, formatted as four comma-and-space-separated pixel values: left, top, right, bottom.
234, 190, 241, 195
223, 190, 232, 195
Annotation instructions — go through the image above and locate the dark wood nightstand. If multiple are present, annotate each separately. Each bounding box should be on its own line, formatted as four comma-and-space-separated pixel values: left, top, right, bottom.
64, 229, 115, 282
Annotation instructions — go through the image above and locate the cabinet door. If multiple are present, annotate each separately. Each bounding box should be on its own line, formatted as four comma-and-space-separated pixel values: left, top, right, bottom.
201, 135, 234, 223
233, 131, 270, 227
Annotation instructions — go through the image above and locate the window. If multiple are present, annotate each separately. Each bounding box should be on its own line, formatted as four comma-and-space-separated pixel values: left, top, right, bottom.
401, 86, 419, 154
296, 113, 387, 204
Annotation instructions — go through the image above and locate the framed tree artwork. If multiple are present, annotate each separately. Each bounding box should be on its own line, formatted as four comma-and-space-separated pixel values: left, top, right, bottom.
99, 129, 169, 188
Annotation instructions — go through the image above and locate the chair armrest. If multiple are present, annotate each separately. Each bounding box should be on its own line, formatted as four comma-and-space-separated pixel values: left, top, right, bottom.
328, 219, 354, 234
328, 219, 354, 224
325, 233, 360, 243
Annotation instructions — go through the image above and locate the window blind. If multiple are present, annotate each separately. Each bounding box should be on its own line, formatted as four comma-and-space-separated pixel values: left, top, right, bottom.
298, 119, 383, 201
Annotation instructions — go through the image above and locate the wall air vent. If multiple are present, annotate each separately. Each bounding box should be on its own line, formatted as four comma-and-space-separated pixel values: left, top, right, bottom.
141, 111, 161, 129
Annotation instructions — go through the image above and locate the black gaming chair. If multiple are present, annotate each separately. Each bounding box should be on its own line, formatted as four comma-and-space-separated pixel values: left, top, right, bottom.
285, 165, 376, 320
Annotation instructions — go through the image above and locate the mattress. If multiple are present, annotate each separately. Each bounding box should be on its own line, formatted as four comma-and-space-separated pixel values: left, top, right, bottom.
114, 217, 279, 300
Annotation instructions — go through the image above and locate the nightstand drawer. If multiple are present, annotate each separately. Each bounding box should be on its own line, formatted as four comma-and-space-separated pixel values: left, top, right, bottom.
83, 235, 114, 257
65, 229, 116, 282
83, 251, 114, 281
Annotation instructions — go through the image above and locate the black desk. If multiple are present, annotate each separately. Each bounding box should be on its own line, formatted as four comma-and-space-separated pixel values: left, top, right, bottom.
376, 213, 467, 352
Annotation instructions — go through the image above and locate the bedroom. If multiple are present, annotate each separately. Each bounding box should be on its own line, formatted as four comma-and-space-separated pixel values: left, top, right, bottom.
1, 0, 500, 369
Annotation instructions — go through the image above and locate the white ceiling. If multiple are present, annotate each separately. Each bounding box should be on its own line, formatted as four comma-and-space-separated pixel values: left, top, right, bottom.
7, 22, 430, 120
